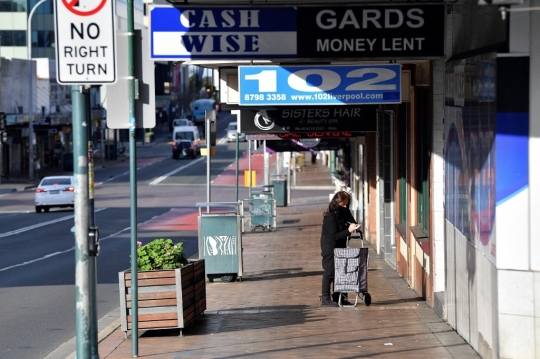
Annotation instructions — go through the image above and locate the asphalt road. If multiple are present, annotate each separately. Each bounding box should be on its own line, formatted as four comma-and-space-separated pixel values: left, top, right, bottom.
0, 111, 251, 359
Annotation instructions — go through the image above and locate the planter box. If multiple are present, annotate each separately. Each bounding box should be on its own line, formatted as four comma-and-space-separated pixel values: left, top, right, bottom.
118, 259, 206, 334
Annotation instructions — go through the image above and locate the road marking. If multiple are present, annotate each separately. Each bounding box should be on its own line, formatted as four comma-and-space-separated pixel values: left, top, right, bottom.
0, 211, 33, 214
0, 208, 106, 238
102, 156, 168, 183
148, 136, 229, 186
0, 226, 129, 272
149, 157, 205, 186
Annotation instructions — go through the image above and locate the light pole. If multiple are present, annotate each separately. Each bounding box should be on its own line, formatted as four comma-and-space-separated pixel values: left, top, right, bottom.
27, 0, 49, 181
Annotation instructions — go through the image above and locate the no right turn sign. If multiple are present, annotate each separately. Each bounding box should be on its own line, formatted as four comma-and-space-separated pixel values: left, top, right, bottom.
54, 0, 117, 84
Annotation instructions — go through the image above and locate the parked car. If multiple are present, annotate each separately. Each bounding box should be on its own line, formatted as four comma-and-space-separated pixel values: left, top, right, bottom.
172, 139, 200, 159
172, 118, 193, 127
34, 176, 75, 213
227, 121, 246, 142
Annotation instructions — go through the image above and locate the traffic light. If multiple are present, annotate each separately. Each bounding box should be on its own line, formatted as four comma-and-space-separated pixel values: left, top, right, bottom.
206, 109, 216, 146
1, 131, 6, 143
205, 86, 217, 97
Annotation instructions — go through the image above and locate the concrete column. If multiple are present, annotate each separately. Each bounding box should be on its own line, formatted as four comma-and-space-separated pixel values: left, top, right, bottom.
431, 58, 446, 311
528, 3, 540, 357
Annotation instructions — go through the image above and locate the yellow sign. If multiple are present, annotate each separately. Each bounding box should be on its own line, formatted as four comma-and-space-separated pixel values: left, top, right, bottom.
244, 170, 256, 187
200, 147, 216, 156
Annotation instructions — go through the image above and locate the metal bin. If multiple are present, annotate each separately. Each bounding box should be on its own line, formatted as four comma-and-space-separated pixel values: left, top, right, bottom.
246, 195, 276, 231
196, 202, 243, 282
270, 174, 288, 207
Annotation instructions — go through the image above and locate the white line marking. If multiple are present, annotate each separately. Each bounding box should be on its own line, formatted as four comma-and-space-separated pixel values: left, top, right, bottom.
149, 157, 205, 186
148, 137, 234, 186
0, 211, 32, 214
0, 208, 106, 238
0, 226, 129, 272
102, 157, 167, 183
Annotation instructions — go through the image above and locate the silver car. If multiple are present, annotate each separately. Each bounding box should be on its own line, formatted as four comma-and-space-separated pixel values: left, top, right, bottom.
227, 122, 246, 142
34, 176, 75, 213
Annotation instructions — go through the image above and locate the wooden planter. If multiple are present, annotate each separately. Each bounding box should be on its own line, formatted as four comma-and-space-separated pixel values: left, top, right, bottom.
118, 259, 206, 334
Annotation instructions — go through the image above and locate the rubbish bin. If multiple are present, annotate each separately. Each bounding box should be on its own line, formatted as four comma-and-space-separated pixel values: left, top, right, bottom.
246, 195, 276, 232
196, 202, 243, 282
271, 174, 288, 207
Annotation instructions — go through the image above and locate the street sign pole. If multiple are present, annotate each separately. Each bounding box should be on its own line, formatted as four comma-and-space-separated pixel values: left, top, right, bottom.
72, 85, 90, 358
53, 0, 116, 356
127, 0, 138, 356
86, 89, 99, 359
205, 110, 216, 213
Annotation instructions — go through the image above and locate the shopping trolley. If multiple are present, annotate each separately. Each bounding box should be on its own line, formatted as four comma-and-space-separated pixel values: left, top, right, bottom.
333, 232, 372, 307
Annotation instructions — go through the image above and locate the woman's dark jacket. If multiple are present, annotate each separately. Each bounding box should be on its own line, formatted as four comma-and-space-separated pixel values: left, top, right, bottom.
320, 207, 357, 257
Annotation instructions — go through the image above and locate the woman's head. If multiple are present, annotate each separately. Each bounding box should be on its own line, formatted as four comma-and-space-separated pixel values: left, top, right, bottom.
326, 191, 351, 214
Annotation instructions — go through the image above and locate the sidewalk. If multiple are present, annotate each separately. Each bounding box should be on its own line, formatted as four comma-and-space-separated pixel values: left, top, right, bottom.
86, 161, 480, 359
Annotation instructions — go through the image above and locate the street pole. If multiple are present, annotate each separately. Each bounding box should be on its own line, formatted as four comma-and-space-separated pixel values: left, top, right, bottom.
27, 0, 49, 181
206, 117, 211, 213
100, 126, 104, 167
263, 140, 269, 185
127, 0, 138, 355
86, 89, 99, 359
248, 140, 252, 198
73, 85, 90, 358
235, 132, 239, 202
88, 140, 99, 359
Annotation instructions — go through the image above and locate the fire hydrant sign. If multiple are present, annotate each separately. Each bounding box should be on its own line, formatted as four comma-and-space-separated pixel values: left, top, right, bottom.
54, 0, 116, 84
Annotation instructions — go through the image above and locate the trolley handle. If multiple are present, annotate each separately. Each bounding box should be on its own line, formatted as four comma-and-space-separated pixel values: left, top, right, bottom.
347, 223, 364, 248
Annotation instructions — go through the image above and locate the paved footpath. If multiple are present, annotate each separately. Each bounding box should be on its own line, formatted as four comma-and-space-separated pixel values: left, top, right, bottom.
87, 163, 481, 359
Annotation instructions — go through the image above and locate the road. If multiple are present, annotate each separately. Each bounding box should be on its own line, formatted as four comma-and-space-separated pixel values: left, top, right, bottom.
0, 111, 252, 359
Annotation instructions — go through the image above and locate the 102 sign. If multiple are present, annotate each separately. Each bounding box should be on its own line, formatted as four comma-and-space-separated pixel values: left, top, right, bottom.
238, 64, 402, 106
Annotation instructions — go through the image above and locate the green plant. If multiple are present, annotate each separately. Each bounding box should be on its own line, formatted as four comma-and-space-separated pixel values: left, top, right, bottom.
136, 238, 188, 271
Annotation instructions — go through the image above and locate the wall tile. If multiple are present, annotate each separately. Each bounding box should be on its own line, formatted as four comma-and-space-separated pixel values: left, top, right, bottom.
498, 270, 533, 316
499, 313, 534, 358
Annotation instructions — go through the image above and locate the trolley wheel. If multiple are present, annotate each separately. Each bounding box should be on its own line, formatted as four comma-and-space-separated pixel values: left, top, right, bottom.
363, 292, 372, 306
220, 274, 237, 282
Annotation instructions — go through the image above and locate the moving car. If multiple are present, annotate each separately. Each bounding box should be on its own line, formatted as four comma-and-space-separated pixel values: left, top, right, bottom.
172, 139, 200, 159
173, 125, 201, 143
34, 176, 75, 213
227, 121, 246, 142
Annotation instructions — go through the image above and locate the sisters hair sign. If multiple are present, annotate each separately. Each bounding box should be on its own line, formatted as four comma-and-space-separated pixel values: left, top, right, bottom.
297, 5, 444, 58
239, 106, 377, 134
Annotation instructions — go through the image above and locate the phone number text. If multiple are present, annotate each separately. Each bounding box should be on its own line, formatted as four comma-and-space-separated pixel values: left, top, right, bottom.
244, 94, 287, 101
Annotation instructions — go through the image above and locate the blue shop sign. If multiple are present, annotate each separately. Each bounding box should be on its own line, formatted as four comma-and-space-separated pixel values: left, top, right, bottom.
239, 64, 401, 106
149, 6, 297, 59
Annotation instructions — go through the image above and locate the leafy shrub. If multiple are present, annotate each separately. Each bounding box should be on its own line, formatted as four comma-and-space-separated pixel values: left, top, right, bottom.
136, 238, 188, 271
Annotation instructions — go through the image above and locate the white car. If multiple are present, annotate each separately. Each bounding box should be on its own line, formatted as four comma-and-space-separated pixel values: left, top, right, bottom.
172, 118, 193, 127
227, 122, 246, 142
35, 176, 75, 213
